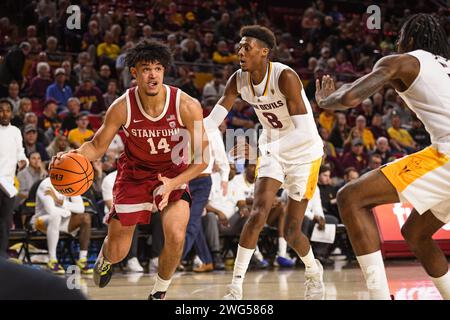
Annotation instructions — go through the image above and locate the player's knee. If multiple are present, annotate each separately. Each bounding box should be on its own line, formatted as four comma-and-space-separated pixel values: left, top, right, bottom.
81, 213, 91, 226
401, 223, 427, 247
164, 228, 185, 248
107, 243, 129, 263
246, 211, 267, 231
48, 214, 62, 226
284, 219, 301, 243
337, 183, 359, 218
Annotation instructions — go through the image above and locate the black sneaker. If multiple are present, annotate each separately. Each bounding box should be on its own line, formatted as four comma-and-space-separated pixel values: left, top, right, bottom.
93, 256, 112, 288
148, 291, 166, 300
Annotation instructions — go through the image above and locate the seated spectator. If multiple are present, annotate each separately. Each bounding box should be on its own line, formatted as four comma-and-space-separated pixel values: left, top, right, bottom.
194, 49, 215, 73
107, 133, 124, 157
11, 98, 32, 130
371, 136, 394, 165
61, 60, 78, 92
341, 138, 368, 174
96, 65, 112, 94
30, 177, 92, 274
274, 41, 294, 65
46, 133, 71, 158
214, 12, 235, 42
360, 153, 383, 175
408, 116, 431, 150
317, 165, 339, 222
388, 112, 417, 154
28, 62, 52, 102
6, 81, 20, 114
22, 124, 49, 162
319, 127, 337, 158
201, 32, 216, 58
46, 68, 73, 110
68, 112, 94, 148
38, 99, 58, 132
61, 97, 81, 132
369, 113, 388, 140
329, 112, 350, 152
212, 41, 239, 65
44, 117, 63, 143
23, 112, 47, 145
96, 31, 120, 67
354, 115, 375, 151
202, 71, 225, 105
75, 79, 105, 114
319, 109, 335, 134
336, 167, 360, 189
359, 99, 375, 125
102, 80, 119, 108
181, 39, 200, 63
45, 36, 63, 64
16, 151, 47, 206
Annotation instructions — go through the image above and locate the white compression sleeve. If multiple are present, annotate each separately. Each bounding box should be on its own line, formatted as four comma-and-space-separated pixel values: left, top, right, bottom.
203, 104, 229, 131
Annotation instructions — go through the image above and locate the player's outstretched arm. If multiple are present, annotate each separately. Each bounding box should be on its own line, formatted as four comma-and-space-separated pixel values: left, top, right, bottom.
316, 55, 401, 110
77, 97, 126, 161
203, 71, 239, 131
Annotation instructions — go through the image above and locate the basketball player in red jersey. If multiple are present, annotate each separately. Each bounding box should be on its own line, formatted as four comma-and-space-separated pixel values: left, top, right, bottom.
51, 40, 209, 299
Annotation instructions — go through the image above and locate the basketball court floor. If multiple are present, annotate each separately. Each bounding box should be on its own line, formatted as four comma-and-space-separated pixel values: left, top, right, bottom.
81, 258, 449, 300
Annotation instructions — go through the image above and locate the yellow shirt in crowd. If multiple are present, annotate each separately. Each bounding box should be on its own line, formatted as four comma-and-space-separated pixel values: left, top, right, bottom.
68, 128, 94, 147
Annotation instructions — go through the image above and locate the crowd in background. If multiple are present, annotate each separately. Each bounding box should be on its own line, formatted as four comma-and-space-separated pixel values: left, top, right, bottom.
0, 0, 448, 272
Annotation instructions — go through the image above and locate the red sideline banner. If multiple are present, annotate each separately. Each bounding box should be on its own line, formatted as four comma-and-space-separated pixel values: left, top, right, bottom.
372, 203, 450, 258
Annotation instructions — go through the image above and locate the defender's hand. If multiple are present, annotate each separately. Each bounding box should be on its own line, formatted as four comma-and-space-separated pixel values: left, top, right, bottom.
315, 75, 336, 105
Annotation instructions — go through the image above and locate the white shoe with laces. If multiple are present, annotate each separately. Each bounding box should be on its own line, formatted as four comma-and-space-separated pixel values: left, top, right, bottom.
127, 257, 144, 273
222, 284, 243, 300
304, 259, 325, 300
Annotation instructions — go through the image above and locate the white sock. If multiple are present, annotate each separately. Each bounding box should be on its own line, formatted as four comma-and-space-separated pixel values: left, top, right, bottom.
231, 245, 255, 287
151, 274, 172, 294
278, 237, 287, 258
300, 246, 319, 272
79, 250, 87, 260
46, 215, 61, 262
430, 271, 450, 300
254, 245, 263, 261
356, 251, 390, 300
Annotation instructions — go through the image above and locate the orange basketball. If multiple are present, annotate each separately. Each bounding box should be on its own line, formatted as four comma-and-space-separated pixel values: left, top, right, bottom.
49, 152, 94, 197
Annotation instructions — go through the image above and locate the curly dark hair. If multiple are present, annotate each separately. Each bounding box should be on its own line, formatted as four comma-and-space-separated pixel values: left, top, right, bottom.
399, 13, 450, 59
240, 25, 276, 50
125, 40, 173, 70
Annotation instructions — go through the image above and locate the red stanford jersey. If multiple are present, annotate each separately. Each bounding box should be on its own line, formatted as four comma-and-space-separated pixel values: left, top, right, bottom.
118, 85, 189, 182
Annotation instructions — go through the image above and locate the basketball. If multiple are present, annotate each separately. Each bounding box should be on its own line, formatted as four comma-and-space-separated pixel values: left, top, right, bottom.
49, 152, 94, 197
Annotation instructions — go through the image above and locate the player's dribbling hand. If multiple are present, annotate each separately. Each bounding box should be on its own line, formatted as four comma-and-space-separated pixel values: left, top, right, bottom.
49, 150, 79, 170
157, 173, 176, 211
315, 75, 336, 105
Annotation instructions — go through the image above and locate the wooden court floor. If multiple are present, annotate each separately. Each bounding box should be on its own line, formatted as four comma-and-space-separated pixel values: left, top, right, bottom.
80, 258, 449, 300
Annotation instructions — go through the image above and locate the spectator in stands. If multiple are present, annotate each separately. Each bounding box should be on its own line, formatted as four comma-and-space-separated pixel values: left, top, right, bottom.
181, 39, 200, 63
194, 49, 215, 73
11, 98, 32, 130
201, 32, 216, 58
165, 2, 185, 30
175, 68, 200, 99
96, 65, 112, 93
44, 117, 63, 143
75, 78, 105, 114
46, 68, 73, 111
82, 20, 102, 56
45, 36, 63, 64
354, 115, 375, 151
0, 99, 28, 258
360, 98, 375, 125
343, 167, 359, 184
212, 41, 239, 65
408, 116, 431, 150
317, 47, 332, 71
38, 99, 58, 131
360, 153, 383, 175
79, 62, 100, 84
23, 124, 49, 161
341, 138, 368, 173
226, 98, 255, 130
202, 71, 225, 105
318, 165, 339, 222
28, 61, 52, 102
31, 177, 93, 274
181, 28, 201, 53
319, 127, 337, 158
215, 12, 235, 42
369, 113, 389, 140
6, 81, 20, 114
103, 80, 119, 108
141, 24, 156, 42
329, 112, 350, 152
0, 42, 31, 97
61, 60, 78, 92
97, 31, 120, 67
68, 112, 94, 148
61, 97, 81, 132
274, 41, 294, 65
388, 112, 417, 154
73, 52, 90, 83
17, 151, 47, 206
319, 109, 335, 134
23, 112, 47, 145
46, 133, 70, 158
372, 136, 394, 165
372, 92, 384, 115
115, 41, 134, 90
95, 3, 112, 33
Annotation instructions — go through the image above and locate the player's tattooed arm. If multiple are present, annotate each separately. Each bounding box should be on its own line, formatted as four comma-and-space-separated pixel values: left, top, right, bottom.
316, 55, 400, 110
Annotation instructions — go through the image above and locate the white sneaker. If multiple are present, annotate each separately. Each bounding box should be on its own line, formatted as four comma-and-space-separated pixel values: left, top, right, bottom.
304, 259, 324, 300
126, 257, 144, 273
222, 284, 243, 300
149, 257, 159, 274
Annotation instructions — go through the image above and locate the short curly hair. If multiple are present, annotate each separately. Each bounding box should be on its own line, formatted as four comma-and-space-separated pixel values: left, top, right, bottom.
240, 25, 276, 50
125, 40, 173, 70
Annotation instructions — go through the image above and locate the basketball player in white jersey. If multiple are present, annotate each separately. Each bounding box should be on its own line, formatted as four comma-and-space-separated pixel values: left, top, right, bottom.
204, 25, 325, 300
316, 13, 450, 300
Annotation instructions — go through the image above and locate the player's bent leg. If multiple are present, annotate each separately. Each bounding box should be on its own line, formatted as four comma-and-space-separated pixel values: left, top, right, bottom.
401, 209, 450, 299
93, 218, 136, 288
68, 213, 92, 274
224, 177, 281, 300
150, 199, 190, 300
337, 169, 400, 299
284, 197, 324, 300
